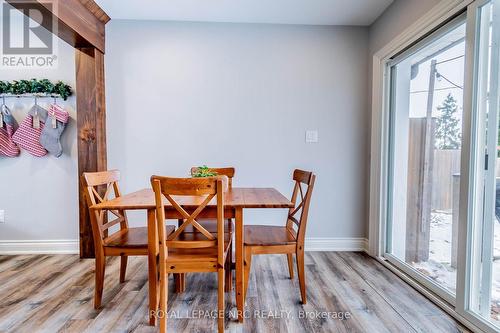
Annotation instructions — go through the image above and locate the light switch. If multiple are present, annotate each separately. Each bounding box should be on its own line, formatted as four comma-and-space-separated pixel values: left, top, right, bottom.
305, 130, 318, 143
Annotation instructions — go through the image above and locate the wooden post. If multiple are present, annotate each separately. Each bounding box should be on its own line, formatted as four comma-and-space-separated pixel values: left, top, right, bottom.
421, 60, 437, 234
76, 48, 107, 258
406, 118, 434, 263
5, 0, 110, 258
404, 60, 437, 263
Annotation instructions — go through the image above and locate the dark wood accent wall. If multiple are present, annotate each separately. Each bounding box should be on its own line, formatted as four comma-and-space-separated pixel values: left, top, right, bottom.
6, 0, 110, 258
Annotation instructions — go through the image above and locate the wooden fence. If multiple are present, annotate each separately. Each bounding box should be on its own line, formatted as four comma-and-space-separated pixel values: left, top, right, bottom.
406, 117, 500, 265
431, 149, 461, 211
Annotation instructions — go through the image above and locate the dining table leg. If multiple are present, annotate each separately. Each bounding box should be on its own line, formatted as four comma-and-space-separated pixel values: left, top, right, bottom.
235, 207, 244, 323
147, 209, 158, 326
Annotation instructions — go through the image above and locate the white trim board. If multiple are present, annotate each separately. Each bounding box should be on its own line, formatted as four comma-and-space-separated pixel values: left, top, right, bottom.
0, 240, 79, 255
0, 238, 368, 255
305, 237, 368, 252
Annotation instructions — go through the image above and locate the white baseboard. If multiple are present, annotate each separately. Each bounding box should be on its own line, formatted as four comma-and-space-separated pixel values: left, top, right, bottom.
0, 239, 79, 255
0, 237, 368, 255
305, 237, 368, 252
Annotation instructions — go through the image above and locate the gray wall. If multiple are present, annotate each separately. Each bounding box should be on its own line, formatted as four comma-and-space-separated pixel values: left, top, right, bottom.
0, 39, 78, 241
0, 1, 442, 247
105, 20, 369, 240
365, 0, 441, 235
369, 0, 441, 56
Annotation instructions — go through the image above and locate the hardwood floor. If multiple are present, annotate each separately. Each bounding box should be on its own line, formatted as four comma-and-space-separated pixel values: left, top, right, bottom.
0, 252, 468, 333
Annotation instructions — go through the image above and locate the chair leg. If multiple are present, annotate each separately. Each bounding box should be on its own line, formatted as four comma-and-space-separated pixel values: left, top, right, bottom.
174, 273, 186, 293
286, 253, 294, 279
174, 274, 180, 292
148, 253, 159, 326
119, 255, 128, 283
243, 248, 252, 301
225, 243, 233, 292
159, 271, 168, 333
175, 219, 188, 293
296, 246, 306, 304
218, 267, 225, 333
94, 255, 106, 309
180, 273, 186, 292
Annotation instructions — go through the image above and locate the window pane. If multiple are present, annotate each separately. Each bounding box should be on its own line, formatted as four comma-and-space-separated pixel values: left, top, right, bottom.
387, 21, 466, 296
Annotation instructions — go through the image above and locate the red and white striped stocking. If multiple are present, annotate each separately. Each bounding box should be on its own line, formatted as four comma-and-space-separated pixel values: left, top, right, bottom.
12, 105, 48, 157
0, 105, 20, 157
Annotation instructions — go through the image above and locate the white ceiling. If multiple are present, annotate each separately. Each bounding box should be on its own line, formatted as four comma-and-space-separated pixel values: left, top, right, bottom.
95, 0, 394, 26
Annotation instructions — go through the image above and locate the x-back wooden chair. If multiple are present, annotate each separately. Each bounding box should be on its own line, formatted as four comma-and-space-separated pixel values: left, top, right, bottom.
151, 176, 231, 333
189, 167, 235, 290
243, 169, 315, 304
187, 167, 235, 233
82, 170, 176, 315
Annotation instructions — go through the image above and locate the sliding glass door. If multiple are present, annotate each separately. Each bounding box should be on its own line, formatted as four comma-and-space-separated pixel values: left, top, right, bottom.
379, 0, 500, 330
383, 0, 500, 330
386, 15, 467, 303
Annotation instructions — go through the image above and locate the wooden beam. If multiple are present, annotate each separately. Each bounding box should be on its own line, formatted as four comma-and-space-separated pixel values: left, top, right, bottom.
5, 0, 109, 53
78, 0, 111, 24
7, 1, 110, 258
76, 47, 107, 258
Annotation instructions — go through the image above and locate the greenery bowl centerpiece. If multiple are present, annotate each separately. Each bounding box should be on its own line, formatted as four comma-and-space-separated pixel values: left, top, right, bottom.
191, 165, 228, 191
192, 165, 218, 178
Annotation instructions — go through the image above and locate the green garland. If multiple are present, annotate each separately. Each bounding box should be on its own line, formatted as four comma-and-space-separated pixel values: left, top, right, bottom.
192, 165, 218, 177
0, 79, 73, 100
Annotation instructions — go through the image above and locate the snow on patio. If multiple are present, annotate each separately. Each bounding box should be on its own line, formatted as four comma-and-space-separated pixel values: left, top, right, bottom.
411, 211, 500, 322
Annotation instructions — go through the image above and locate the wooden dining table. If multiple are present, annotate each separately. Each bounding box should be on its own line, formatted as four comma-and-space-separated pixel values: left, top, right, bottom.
91, 187, 293, 324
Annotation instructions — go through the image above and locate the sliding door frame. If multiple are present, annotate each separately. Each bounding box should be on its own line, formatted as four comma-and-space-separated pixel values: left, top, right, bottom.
369, 0, 474, 258
383, 12, 467, 306
369, 0, 499, 331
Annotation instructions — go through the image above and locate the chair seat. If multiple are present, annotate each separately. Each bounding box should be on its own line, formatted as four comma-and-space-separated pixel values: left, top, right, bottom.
166, 233, 232, 262
182, 218, 234, 234
244, 225, 297, 246
104, 225, 176, 248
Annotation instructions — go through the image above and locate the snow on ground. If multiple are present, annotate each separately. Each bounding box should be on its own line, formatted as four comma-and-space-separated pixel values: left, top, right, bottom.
412, 212, 456, 293
411, 212, 500, 323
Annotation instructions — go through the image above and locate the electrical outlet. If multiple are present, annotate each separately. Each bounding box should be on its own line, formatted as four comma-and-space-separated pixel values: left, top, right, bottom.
305, 130, 319, 143
0, 210, 4, 223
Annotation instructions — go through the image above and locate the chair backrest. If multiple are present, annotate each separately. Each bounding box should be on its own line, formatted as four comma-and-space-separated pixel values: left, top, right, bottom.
151, 176, 225, 264
190, 167, 235, 188
81, 170, 129, 250
286, 169, 316, 245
